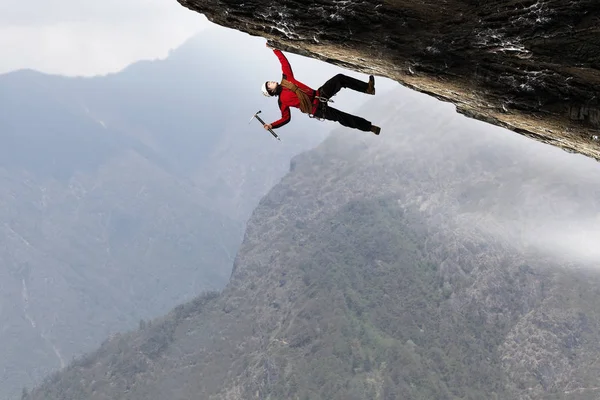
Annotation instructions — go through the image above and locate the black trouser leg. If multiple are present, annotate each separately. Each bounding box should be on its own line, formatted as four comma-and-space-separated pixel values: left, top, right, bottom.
315, 105, 372, 132
318, 73, 369, 98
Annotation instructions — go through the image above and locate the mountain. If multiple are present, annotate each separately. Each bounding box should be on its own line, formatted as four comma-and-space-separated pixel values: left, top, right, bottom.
0, 26, 359, 399
177, 0, 600, 162
23, 86, 600, 400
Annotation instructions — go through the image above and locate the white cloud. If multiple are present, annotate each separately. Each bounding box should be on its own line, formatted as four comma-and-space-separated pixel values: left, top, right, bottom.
0, 0, 209, 76
526, 221, 600, 266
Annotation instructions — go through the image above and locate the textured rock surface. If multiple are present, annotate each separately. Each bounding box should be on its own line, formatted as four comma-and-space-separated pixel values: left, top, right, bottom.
178, 0, 600, 160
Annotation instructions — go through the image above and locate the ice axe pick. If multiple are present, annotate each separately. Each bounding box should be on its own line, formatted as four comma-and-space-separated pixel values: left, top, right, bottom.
249, 110, 280, 141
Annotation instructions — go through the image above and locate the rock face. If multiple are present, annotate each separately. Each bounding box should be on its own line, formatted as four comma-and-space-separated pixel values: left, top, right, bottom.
177, 0, 600, 160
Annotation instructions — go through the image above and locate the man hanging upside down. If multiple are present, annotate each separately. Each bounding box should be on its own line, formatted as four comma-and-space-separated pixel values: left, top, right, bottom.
261, 42, 381, 135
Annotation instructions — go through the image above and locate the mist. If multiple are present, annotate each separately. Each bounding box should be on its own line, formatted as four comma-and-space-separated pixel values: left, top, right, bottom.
347, 85, 600, 268
458, 103, 600, 267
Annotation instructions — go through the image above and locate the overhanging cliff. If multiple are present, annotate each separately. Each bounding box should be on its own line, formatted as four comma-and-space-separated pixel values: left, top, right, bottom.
177, 0, 600, 160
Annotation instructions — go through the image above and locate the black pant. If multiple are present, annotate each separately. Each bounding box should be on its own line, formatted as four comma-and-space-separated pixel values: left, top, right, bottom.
313, 74, 372, 132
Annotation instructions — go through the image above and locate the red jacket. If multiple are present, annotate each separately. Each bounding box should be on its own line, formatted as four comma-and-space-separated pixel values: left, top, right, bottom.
270, 50, 320, 129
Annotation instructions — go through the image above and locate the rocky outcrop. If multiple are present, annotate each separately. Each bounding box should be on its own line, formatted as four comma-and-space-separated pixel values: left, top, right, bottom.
177, 0, 600, 160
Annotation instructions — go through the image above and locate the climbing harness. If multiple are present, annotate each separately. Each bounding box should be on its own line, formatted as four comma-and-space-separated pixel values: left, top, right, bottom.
309, 89, 334, 120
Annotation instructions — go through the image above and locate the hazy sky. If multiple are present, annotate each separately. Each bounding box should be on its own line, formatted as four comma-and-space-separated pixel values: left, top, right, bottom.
0, 0, 209, 76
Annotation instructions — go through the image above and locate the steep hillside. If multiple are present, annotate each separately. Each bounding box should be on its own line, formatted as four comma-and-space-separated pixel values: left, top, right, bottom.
0, 68, 241, 399
0, 26, 345, 400
24, 87, 600, 400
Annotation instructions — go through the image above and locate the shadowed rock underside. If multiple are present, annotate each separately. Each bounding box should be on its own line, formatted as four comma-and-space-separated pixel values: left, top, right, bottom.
177, 0, 600, 161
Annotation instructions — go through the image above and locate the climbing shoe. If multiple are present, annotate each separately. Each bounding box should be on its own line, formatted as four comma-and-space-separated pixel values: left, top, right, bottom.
366, 75, 375, 95
370, 125, 381, 135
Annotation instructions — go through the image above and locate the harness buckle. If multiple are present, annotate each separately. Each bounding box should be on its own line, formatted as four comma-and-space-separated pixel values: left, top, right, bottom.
310, 90, 332, 120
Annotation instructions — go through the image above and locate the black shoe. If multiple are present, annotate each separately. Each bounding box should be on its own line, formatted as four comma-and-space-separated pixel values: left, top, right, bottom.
366, 75, 375, 95
370, 125, 381, 135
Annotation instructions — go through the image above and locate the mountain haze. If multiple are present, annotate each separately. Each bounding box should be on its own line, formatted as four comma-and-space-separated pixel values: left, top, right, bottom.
1, 26, 370, 399
24, 87, 600, 400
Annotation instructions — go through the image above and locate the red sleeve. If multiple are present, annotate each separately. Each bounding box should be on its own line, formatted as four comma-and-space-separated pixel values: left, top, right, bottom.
273, 49, 294, 79
271, 104, 291, 129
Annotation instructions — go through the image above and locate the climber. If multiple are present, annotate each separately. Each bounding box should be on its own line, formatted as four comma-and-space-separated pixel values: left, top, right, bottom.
261, 42, 381, 135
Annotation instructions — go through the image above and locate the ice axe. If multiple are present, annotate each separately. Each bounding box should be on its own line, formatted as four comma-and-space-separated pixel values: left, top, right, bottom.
249, 110, 280, 141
